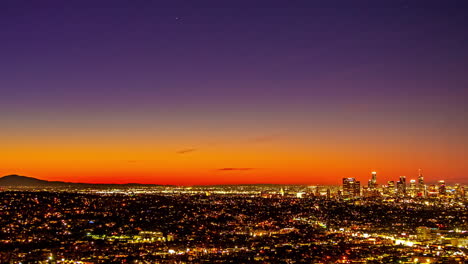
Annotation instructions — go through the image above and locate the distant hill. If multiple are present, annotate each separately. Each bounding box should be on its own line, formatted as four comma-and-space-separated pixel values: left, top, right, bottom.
0, 175, 73, 186
0, 175, 169, 188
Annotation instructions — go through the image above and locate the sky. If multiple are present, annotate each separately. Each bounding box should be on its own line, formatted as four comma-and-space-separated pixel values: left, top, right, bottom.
1, 0, 467, 185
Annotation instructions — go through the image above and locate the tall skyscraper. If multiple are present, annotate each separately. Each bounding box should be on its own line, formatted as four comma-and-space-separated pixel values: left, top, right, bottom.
428, 184, 437, 197
368, 171, 377, 189
343, 178, 360, 198
454, 184, 465, 199
397, 176, 406, 196
387, 181, 396, 195
417, 169, 424, 186
454, 184, 462, 199
409, 179, 417, 197
353, 180, 360, 197
438, 180, 446, 196
417, 169, 425, 196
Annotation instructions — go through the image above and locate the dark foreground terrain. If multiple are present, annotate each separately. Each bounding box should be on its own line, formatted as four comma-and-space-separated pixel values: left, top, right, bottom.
0, 189, 466, 263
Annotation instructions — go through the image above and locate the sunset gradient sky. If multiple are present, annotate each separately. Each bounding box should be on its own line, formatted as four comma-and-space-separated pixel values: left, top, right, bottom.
1, 0, 467, 185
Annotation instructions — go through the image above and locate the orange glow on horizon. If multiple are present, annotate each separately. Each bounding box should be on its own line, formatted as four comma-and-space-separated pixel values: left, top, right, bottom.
2, 124, 466, 185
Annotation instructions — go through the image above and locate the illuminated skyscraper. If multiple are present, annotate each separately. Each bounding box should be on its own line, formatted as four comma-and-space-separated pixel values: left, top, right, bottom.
354, 180, 361, 197
438, 180, 446, 196
397, 176, 406, 196
400, 175, 406, 186
343, 178, 360, 198
460, 186, 466, 199
417, 169, 425, 196
409, 179, 417, 197
387, 181, 396, 195
418, 169, 424, 187
428, 184, 437, 197
368, 171, 377, 189
454, 184, 462, 198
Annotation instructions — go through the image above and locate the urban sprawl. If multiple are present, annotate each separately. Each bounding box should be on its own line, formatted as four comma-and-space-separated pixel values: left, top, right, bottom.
0, 171, 467, 263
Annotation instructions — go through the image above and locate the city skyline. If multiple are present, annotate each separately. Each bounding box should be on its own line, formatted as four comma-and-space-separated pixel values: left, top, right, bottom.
1, 0, 467, 185
1, 168, 465, 186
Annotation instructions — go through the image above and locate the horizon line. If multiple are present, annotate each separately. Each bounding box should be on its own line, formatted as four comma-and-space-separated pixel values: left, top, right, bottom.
1, 174, 467, 187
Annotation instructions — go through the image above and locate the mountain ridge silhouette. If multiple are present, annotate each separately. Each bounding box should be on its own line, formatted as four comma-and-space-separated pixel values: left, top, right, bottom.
0, 174, 169, 187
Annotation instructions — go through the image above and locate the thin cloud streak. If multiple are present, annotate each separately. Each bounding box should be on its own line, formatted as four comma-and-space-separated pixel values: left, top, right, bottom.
176, 148, 197, 154
218, 168, 254, 171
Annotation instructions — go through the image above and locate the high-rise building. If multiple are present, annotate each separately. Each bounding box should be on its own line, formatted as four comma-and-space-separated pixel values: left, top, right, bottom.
417, 169, 425, 197
368, 171, 377, 189
428, 184, 437, 197
453, 184, 465, 199
396, 181, 403, 195
438, 180, 446, 196
343, 178, 360, 198
418, 169, 424, 187
353, 180, 360, 197
385, 181, 396, 196
343, 178, 352, 197
454, 184, 462, 198
409, 179, 417, 197
397, 176, 406, 196
400, 175, 406, 186
387, 181, 395, 193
